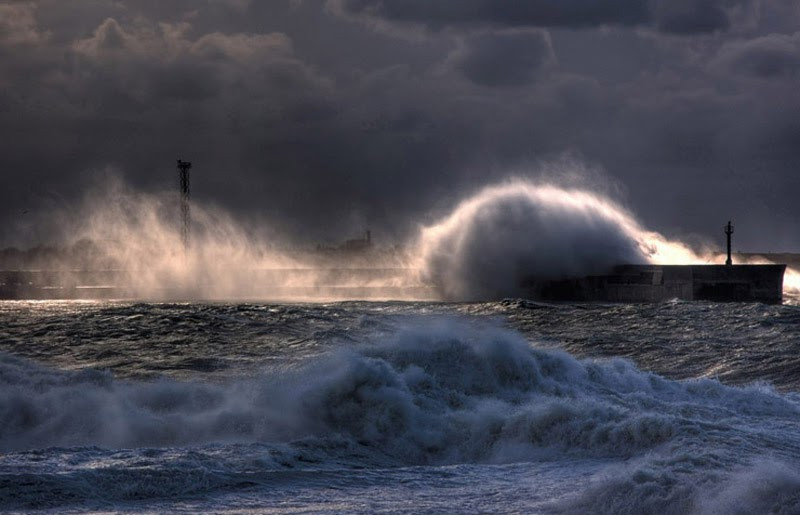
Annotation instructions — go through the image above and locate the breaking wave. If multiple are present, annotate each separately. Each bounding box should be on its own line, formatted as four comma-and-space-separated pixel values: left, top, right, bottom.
414, 178, 800, 301
2, 319, 797, 459
2, 319, 800, 511
416, 180, 709, 301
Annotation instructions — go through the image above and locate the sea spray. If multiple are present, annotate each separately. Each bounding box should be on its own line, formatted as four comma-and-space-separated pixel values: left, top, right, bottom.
15, 175, 799, 301
416, 181, 649, 300
415, 179, 796, 301
23, 177, 421, 300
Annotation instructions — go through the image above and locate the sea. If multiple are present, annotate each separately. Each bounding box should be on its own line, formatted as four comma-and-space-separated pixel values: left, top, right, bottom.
2, 298, 800, 514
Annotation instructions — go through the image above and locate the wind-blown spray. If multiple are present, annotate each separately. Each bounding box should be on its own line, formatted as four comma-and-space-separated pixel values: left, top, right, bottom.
24, 175, 799, 301
415, 179, 767, 301
50, 177, 422, 300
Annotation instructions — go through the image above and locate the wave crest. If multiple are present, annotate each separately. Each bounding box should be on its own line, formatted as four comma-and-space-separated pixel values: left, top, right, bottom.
2, 320, 797, 466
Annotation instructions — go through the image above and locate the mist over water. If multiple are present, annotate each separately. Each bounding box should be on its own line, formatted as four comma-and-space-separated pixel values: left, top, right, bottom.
32, 179, 422, 300
77, 182, 290, 291
11, 174, 799, 300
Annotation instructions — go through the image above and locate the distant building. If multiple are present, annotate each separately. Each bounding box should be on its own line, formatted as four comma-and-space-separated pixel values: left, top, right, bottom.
340, 231, 372, 251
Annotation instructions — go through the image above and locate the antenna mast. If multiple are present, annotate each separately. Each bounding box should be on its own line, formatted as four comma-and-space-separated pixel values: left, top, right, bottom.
177, 159, 191, 250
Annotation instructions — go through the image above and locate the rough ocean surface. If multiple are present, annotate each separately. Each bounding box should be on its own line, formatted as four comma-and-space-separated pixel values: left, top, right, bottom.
2, 299, 800, 513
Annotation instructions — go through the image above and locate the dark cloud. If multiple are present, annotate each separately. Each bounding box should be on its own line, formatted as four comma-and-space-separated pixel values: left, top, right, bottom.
0, 2, 49, 45
451, 30, 554, 87
651, 0, 731, 34
329, 0, 650, 30
330, 0, 752, 34
1, 0, 800, 252
716, 32, 800, 78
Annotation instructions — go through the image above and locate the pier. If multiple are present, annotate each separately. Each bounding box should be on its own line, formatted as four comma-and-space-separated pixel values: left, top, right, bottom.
526, 264, 786, 304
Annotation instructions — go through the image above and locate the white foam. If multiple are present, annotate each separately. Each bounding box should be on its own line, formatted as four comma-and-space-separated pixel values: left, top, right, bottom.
2, 319, 798, 465
416, 181, 663, 300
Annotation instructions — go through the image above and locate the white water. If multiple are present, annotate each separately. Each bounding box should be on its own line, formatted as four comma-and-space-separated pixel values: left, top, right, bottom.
2, 315, 800, 513
417, 179, 798, 300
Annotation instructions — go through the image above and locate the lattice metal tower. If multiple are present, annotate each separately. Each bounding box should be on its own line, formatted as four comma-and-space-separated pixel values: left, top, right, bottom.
177, 159, 191, 250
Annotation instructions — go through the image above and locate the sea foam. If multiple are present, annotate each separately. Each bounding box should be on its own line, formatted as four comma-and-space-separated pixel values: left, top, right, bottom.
2, 319, 797, 463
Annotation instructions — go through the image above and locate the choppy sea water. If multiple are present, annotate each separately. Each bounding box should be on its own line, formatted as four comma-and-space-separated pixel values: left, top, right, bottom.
2, 299, 800, 513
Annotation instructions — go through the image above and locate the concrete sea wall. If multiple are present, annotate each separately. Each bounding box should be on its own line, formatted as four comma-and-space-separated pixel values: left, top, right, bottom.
528, 264, 786, 304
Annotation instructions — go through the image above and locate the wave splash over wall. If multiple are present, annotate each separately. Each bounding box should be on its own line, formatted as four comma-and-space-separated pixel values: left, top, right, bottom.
417, 181, 655, 300
415, 179, 762, 301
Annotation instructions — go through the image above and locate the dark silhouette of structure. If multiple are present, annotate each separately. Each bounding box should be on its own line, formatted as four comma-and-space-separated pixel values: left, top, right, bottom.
341, 230, 372, 251
523, 264, 785, 304
725, 220, 734, 265
315, 230, 373, 253
516, 221, 786, 304
177, 159, 191, 250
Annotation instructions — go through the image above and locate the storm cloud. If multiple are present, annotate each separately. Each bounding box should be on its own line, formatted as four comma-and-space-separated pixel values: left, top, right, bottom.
330, 0, 751, 34
450, 30, 555, 87
716, 31, 800, 78
1, 0, 800, 251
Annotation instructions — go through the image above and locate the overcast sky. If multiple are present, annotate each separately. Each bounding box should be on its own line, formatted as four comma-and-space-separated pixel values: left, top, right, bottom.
1, 0, 799, 250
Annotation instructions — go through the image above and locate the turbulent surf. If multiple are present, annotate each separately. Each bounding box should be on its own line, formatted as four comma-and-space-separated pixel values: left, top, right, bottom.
2, 300, 800, 513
